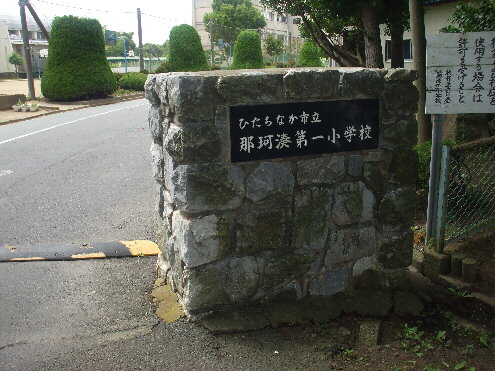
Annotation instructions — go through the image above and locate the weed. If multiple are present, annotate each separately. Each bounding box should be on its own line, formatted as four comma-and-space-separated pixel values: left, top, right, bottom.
399, 324, 433, 356
341, 348, 355, 359
448, 288, 473, 298
461, 344, 475, 354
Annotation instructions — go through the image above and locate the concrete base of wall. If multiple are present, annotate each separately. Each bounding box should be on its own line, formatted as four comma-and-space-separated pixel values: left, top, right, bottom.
0, 94, 26, 110
0, 72, 16, 79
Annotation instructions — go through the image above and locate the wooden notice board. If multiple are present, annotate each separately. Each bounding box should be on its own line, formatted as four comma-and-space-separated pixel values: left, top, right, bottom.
426, 31, 495, 114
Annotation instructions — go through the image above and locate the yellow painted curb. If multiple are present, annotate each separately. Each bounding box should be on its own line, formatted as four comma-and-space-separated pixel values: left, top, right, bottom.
11, 257, 45, 262
121, 240, 160, 256
71, 252, 106, 259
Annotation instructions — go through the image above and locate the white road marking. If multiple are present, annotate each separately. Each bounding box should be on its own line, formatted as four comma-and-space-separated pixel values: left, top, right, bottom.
0, 170, 13, 176
0, 102, 148, 146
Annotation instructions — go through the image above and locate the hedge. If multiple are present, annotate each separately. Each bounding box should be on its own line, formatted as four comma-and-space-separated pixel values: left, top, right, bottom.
41, 15, 116, 100
169, 24, 208, 72
231, 30, 263, 70
118, 72, 147, 91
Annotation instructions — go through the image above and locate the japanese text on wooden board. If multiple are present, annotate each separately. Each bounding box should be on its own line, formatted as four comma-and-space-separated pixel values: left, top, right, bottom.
426, 31, 495, 114
229, 99, 380, 163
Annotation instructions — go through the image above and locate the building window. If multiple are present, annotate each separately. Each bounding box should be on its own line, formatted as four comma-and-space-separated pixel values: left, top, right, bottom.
269, 12, 274, 21
385, 39, 412, 61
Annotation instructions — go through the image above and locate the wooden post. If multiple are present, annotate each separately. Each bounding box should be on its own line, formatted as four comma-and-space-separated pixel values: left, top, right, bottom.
19, 0, 35, 99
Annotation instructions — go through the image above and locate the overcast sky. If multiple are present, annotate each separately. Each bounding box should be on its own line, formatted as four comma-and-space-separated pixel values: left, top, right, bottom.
3, 0, 192, 44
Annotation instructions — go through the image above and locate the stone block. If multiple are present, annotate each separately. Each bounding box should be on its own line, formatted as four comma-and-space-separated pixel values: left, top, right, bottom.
338, 289, 393, 317
462, 258, 477, 282
283, 69, 340, 100
217, 71, 283, 104
224, 256, 261, 302
381, 118, 418, 149
171, 163, 245, 213
164, 122, 222, 164
326, 227, 376, 264
348, 155, 363, 177
389, 148, 418, 186
422, 250, 450, 280
378, 187, 416, 226
364, 160, 389, 196
412, 249, 424, 271
199, 307, 270, 333
148, 105, 163, 143
378, 230, 414, 269
292, 188, 333, 253
309, 268, 349, 296
172, 212, 230, 269
332, 182, 374, 225
451, 253, 465, 276
393, 291, 424, 316
357, 319, 382, 347
150, 142, 164, 181
144, 74, 160, 106
382, 82, 419, 116
297, 155, 345, 185
236, 208, 290, 255
384, 69, 419, 82
339, 68, 386, 97
167, 74, 219, 120
246, 162, 294, 204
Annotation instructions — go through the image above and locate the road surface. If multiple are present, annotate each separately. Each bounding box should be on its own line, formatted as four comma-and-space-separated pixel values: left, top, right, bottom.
0, 99, 157, 246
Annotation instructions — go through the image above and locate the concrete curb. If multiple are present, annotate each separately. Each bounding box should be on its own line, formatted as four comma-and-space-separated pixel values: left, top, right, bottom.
0, 240, 159, 262
0, 93, 145, 127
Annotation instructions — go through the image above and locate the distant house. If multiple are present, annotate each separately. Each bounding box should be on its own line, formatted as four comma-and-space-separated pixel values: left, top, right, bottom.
0, 22, 15, 78
381, 0, 457, 69
0, 14, 50, 77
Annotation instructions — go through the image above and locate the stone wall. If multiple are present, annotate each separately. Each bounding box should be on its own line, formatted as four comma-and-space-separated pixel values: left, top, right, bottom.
145, 68, 419, 320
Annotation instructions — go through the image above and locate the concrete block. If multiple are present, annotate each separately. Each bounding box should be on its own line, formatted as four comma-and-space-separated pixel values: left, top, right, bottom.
462, 258, 477, 283
422, 250, 450, 281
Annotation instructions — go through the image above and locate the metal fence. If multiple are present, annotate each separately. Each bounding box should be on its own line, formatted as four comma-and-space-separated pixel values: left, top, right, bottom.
435, 136, 495, 248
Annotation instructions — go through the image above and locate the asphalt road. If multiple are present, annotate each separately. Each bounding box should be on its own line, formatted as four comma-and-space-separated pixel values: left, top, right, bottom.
0, 99, 158, 246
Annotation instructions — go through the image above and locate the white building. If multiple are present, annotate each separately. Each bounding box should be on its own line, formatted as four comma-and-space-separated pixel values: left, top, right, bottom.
0, 22, 15, 77
0, 14, 50, 77
192, 0, 303, 57
381, 0, 457, 69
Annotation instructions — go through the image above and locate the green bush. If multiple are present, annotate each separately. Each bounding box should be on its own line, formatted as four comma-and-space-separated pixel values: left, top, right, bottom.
154, 61, 172, 73
113, 72, 124, 82
210, 64, 222, 70
41, 15, 116, 100
414, 141, 432, 191
274, 61, 287, 68
299, 40, 323, 67
118, 72, 147, 91
169, 24, 208, 72
140, 69, 149, 75
231, 30, 263, 70
413, 140, 456, 191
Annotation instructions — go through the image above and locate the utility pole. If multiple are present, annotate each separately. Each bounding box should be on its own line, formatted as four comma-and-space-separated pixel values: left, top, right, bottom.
25, 0, 50, 41
209, 19, 214, 65
137, 8, 144, 71
19, 0, 35, 99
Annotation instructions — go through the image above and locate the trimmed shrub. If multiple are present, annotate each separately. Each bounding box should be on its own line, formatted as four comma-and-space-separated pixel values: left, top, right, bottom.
299, 40, 323, 67
113, 72, 124, 82
413, 141, 432, 192
169, 24, 208, 72
41, 15, 116, 100
118, 72, 147, 91
231, 30, 263, 70
140, 69, 149, 75
210, 64, 222, 70
154, 61, 172, 73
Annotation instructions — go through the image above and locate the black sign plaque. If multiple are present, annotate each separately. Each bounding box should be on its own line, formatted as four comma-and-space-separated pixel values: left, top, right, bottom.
229, 99, 380, 163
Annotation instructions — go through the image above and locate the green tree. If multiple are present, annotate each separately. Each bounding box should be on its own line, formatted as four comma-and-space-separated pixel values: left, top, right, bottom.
105, 30, 137, 57
143, 43, 166, 59
441, 0, 495, 33
8, 52, 24, 77
169, 24, 208, 71
204, 0, 267, 45
41, 15, 116, 100
231, 30, 264, 69
261, 0, 409, 68
264, 33, 283, 62
299, 40, 323, 67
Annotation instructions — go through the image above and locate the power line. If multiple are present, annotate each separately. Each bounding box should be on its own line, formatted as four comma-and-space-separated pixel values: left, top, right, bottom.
31, 0, 134, 15
140, 12, 186, 24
